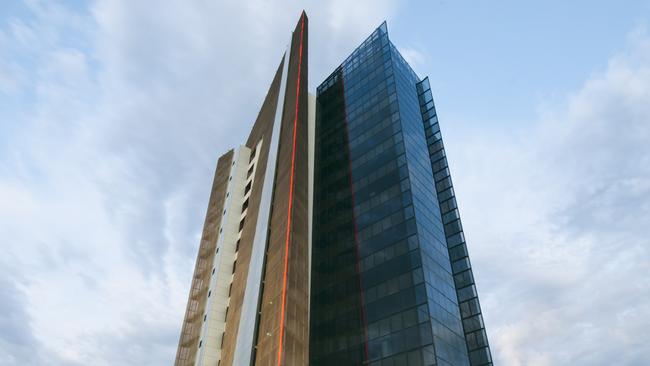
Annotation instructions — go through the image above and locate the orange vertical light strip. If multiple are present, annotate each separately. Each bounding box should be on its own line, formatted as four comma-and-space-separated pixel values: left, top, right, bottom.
277, 13, 304, 366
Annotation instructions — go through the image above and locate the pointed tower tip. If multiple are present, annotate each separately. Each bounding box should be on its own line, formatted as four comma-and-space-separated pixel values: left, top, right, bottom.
379, 20, 388, 33
291, 10, 307, 35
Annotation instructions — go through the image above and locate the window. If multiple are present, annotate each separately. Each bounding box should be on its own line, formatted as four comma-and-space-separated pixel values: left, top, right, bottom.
247, 166, 254, 178
244, 181, 252, 195
239, 218, 245, 232
242, 198, 249, 212
249, 147, 256, 161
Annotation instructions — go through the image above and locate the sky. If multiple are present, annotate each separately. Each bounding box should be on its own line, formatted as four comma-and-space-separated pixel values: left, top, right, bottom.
1, 0, 649, 365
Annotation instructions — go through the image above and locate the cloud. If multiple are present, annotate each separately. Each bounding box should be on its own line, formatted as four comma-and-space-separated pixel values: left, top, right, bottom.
0, 277, 43, 366
397, 46, 426, 74
0, 0, 398, 365
445, 28, 650, 366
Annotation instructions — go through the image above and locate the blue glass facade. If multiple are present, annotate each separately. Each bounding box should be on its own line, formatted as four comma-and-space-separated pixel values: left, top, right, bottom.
311, 23, 492, 366
415, 77, 492, 366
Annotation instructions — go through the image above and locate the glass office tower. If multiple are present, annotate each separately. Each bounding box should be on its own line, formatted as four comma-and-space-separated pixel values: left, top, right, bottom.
311, 23, 492, 366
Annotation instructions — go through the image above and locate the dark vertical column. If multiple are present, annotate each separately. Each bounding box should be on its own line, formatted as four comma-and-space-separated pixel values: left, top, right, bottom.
311, 67, 368, 366
416, 77, 493, 366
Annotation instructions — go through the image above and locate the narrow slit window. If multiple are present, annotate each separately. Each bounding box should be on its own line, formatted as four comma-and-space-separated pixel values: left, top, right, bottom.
242, 198, 249, 212
249, 147, 256, 161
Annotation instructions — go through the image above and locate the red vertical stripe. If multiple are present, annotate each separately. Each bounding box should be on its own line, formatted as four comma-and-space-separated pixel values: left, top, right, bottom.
277, 13, 305, 366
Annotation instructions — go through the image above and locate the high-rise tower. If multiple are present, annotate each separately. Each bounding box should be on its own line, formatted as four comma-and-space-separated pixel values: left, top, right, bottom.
175, 12, 310, 366
176, 13, 491, 366
311, 23, 491, 366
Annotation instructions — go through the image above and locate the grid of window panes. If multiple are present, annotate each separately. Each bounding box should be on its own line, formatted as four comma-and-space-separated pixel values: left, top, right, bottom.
312, 22, 474, 366
388, 43, 471, 366
416, 77, 493, 366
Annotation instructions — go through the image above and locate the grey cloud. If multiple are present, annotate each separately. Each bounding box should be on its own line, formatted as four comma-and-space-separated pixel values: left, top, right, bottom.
0, 277, 43, 366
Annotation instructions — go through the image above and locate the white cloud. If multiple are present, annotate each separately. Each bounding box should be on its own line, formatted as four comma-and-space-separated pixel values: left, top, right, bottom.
445, 28, 650, 366
398, 46, 426, 73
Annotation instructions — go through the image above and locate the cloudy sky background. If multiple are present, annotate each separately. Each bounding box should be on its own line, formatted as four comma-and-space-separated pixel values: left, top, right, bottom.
1, 0, 649, 365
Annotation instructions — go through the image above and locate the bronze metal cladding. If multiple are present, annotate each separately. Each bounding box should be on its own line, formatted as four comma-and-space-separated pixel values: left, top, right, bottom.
253, 12, 309, 366
176, 12, 309, 366
175, 150, 233, 366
